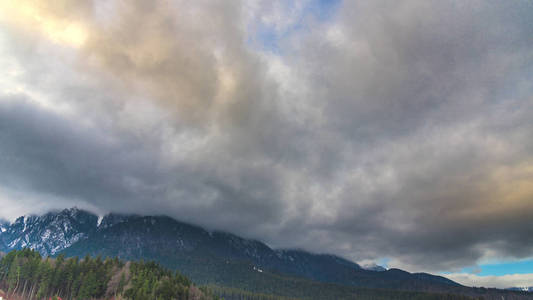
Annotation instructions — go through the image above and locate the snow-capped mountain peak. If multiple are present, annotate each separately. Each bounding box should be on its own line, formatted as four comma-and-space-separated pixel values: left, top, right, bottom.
0, 208, 98, 256
362, 263, 387, 272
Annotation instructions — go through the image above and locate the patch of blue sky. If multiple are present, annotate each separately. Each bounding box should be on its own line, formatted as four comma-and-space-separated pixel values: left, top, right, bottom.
454, 259, 533, 276
377, 257, 390, 269
476, 259, 533, 276
249, 0, 342, 54
252, 23, 284, 54
310, 0, 342, 21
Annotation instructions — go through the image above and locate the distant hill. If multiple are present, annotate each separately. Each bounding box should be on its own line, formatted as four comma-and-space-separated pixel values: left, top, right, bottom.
0, 208, 530, 300
362, 263, 387, 272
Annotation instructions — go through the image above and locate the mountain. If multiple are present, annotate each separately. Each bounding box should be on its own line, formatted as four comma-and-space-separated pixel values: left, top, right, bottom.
0, 208, 97, 256
0, 209, 455, 288
0, 208, 530, 299
362, 263, 387, 272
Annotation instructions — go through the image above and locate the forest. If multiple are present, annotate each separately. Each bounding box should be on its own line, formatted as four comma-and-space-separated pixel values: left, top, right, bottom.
0, 249, 500, 300
0, 249, 205, 300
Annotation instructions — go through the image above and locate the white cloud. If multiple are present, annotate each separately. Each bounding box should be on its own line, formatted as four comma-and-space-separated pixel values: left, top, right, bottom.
446, 273, 533, 289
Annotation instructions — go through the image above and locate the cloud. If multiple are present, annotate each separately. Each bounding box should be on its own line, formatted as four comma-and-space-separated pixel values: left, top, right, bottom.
0, 0, 532, 274
446, 273, 533, 289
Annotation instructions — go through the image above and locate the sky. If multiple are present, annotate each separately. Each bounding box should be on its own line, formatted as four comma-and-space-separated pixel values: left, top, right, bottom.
0, 0, 532, 289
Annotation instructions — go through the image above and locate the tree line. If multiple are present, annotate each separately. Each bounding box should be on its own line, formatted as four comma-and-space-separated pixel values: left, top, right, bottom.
0, 249, 504, 300
0, 249, 209, 300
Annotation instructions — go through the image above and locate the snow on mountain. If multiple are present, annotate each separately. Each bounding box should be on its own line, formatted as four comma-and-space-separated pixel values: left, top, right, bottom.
0, 208, 98, 256
0, 220, 8, 233
97, 213, 131, 230
362, 263, 387, 272
0, 208, 462, 294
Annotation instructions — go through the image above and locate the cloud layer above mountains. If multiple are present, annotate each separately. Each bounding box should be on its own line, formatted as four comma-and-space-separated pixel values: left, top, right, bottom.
0, 0, 532, 275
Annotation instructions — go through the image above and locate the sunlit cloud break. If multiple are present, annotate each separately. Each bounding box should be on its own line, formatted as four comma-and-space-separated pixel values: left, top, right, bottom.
0, 1, 88, 47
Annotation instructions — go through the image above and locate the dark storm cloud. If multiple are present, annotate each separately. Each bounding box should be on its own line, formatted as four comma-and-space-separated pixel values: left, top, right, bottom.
0, 0, 532, 273
0, 97, 161, 209
0, 96, 286, 230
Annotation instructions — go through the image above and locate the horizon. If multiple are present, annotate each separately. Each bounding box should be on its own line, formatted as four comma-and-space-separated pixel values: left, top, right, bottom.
0, 0, 532, 290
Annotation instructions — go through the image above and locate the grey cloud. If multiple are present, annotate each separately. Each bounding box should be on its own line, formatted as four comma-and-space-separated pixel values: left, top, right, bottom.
0, 0, 532, 273
0, 95, 287, 235
447, 273, 533, 289
0, 97, 159, 208
270, 0, 533, 271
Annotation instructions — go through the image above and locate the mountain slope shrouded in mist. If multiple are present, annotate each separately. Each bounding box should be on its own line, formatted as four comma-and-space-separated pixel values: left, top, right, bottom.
0, 208, 531, 300
0, 209, 443, 287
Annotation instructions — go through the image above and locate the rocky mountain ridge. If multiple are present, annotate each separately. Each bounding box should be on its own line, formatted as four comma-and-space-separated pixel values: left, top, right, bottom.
0, 208, 485, 297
